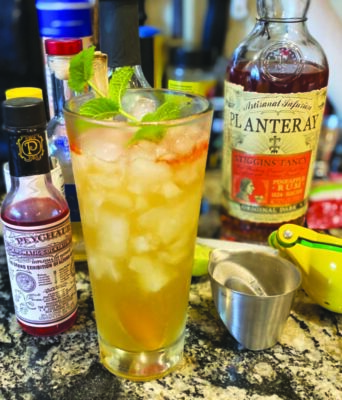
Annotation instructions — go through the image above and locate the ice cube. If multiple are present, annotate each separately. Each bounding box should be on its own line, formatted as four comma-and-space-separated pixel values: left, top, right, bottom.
101, 194, 134, 211
163, 200, 200, 244
96, 212, 129, 258
127, 158, 172, 194
123, 95, 157, 120
79, 128, 134, 162
173, 157, 206, 186
138, 199, 198, 245
159, 124, 205, 158
87, 253, 122, 282
171, 135, 195, 157
161, 182, 182, 199
128, 140, 157, 161
158, 234, 195, 266
138, 206, 165, 238
129, 255, 171, 292
75, 154, 127, 193
134, 196, 149, 212
78, 191, 104, 225
131, 235, 157, 253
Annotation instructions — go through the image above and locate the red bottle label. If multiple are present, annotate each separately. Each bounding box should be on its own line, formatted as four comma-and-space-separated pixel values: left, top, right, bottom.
222, 81, 327, 223
2, 215, 78, 327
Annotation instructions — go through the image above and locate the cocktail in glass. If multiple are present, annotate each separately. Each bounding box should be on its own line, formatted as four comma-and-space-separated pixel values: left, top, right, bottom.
64, 89, 212, 380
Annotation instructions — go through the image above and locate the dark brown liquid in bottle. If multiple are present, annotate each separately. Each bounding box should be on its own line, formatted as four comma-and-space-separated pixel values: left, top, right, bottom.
221, 61, 329, 243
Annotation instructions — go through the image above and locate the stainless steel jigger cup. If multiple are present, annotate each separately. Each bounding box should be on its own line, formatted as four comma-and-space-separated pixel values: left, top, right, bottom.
208, 249, 302, 350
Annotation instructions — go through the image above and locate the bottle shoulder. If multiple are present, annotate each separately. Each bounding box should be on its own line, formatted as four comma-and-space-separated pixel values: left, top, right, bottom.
231, 22, 328, 69
227, 21, 329, 93
1, 176, 69, 226
47, 115, 66, 136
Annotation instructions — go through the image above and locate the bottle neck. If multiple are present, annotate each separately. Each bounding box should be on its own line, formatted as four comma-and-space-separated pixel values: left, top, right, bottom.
257, 0, 309, 21
9, 174, 53, 194
99, 0, 142, 69
48, 55, 74, 117
255, 0, 310, 42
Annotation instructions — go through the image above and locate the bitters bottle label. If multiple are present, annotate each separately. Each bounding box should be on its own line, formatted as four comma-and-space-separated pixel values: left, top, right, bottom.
222, 81, 327, 223
2, 215, 78, 327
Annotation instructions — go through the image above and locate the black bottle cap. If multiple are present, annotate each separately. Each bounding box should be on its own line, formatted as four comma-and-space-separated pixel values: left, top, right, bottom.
2, 98, 50, 177
99, 0, 141, 68
2, 97, 46, 129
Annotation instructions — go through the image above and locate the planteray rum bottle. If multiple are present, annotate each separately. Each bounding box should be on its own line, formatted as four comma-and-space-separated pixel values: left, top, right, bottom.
221, 0, 329, 243
1, 97, 78, 336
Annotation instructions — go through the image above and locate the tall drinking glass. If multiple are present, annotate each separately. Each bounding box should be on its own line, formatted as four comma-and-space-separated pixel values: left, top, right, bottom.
64, 89, 213, 381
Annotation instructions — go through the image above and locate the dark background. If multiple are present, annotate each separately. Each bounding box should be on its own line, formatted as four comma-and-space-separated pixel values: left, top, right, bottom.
0, 0, 46, 165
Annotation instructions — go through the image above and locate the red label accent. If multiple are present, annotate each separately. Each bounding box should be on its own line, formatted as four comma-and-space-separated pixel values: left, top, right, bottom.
231, 150, 311, 206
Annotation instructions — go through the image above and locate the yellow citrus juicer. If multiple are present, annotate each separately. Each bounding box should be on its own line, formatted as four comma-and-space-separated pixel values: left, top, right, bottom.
269, 224, 342, 313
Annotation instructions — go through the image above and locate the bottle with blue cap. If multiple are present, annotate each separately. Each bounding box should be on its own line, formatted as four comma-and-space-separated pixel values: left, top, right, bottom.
35, 0, 94, 118
35, 0, 93, 42
36, 0, 93, 40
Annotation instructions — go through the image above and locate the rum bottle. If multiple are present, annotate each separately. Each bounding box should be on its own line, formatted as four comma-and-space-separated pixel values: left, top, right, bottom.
221, 0, 329, 243
1, 97, 78, 336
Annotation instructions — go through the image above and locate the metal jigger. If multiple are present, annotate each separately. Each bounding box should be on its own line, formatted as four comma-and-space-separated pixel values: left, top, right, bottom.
208, 249, 301, 350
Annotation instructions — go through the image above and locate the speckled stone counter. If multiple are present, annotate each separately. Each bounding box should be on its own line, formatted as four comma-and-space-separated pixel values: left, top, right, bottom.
0, 170, 341, 400
0, 240, 341, 400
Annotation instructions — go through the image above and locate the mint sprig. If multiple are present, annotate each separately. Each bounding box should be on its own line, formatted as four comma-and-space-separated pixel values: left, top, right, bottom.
141, 101, 182, 122
128, 101, 186, 145
108, 67, 134, 103
128, 126, 166, 145
69, 46, 97, 94
68, 46, 189, 143
77, 97, 119, 120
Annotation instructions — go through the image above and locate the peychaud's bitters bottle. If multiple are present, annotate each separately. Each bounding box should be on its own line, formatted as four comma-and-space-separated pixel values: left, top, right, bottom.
221, 0, 329, 243
1, 97, 78, 336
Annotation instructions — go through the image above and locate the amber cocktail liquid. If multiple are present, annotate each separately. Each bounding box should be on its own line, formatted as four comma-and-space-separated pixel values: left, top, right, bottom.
64, 89, 212, 380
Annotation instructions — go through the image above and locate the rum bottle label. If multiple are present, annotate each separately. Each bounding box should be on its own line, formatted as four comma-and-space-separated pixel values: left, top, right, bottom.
222, 81, 327, 223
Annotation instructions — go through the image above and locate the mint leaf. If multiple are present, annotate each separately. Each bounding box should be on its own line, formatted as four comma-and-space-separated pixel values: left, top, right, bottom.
109, 67, 134, 103
67, 47, 192, 144
128, 96, 191, 145
80, 97, 119, 119
142, 100, 182, 122
69, 46, 96, 92
128, 126, 166, 145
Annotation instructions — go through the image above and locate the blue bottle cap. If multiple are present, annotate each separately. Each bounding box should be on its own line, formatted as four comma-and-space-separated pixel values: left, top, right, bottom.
35, 0, 93, 38
139, 26, 160, 39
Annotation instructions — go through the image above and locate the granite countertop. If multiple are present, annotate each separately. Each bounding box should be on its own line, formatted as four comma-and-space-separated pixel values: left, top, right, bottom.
0, 171, 341, 400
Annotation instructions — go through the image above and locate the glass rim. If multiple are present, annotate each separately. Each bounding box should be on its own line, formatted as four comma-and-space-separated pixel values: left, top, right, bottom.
64, 88, 213, 127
